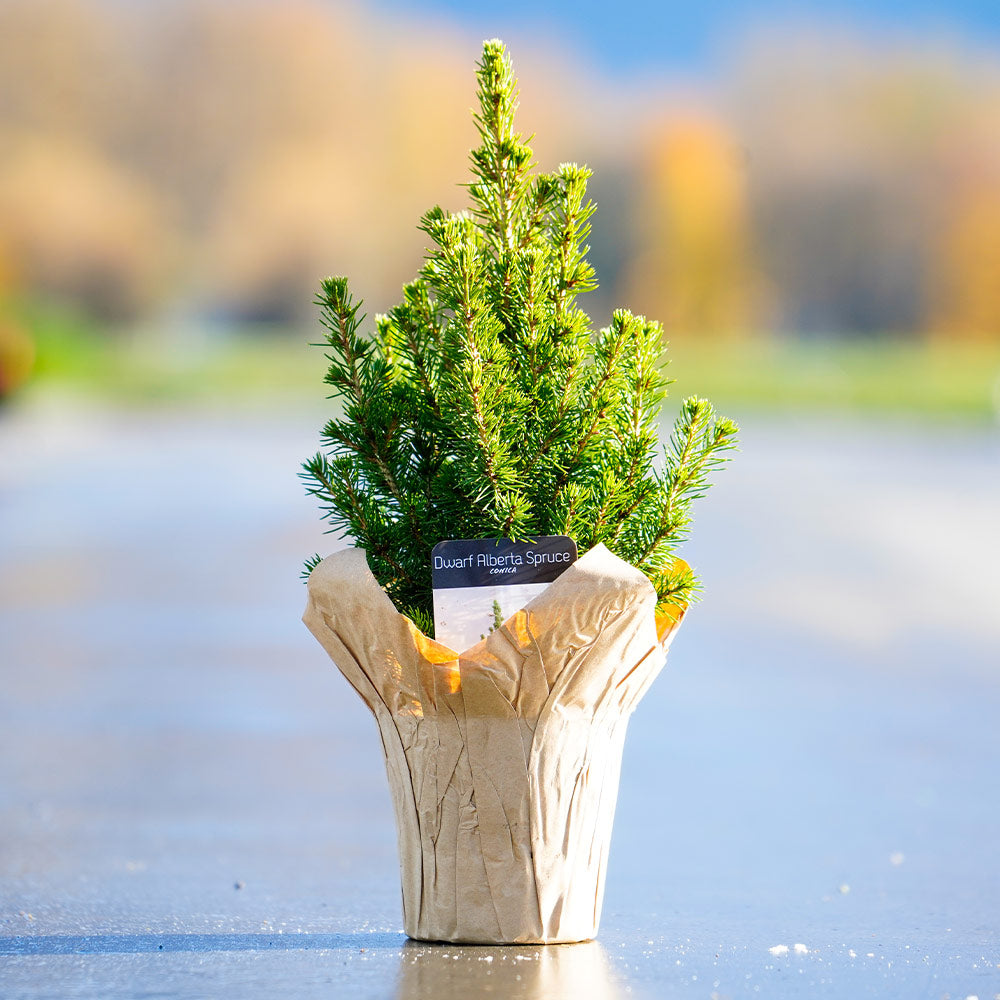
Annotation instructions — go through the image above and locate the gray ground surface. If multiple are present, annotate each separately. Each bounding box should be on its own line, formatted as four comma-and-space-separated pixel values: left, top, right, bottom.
1, 398, 998, 999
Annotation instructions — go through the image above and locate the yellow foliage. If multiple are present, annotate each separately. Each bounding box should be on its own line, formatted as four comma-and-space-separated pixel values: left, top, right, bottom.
0, 315, 35, 396
622, 115, 762, 337
0, 0, 997, 341
203, 23, 476, 319
933, 184, 1000, 341
0, 0, 122, 145
0, 137, 168, 321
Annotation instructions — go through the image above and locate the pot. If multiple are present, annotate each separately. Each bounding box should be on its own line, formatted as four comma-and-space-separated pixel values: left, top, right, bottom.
303, 543, 683, 943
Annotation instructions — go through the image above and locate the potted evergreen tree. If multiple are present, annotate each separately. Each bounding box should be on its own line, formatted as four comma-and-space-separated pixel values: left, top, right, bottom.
302, 39, 737, 944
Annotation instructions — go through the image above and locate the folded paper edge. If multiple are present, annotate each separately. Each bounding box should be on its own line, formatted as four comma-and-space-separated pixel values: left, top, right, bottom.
304, 542, 685, 658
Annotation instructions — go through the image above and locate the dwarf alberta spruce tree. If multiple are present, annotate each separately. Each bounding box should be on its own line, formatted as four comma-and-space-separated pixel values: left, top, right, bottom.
302, 39, 738, 633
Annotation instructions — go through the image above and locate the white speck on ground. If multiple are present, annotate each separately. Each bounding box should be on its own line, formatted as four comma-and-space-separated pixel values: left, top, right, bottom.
769, 945, 789, 957
794, 943, 809, 955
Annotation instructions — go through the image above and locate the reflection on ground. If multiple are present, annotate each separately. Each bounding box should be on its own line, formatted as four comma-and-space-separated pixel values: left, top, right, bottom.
397, 939, 626, 1000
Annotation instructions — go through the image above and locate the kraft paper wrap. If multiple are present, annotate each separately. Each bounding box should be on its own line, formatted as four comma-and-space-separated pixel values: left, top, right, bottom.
303, 543, 684, 944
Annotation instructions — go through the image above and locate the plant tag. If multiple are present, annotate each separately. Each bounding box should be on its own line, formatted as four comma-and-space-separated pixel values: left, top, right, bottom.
431, 535, 578, 651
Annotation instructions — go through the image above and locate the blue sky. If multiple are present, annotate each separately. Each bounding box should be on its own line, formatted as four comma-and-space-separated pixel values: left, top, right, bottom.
369, 0, 1000, 76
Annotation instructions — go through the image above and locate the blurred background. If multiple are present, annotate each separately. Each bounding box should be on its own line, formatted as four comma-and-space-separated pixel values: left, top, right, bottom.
0, 0, 999, 412
2, 3, 999, 996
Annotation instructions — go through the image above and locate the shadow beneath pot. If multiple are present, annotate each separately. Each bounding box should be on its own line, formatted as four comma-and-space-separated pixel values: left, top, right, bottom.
395, 939, 628, 1000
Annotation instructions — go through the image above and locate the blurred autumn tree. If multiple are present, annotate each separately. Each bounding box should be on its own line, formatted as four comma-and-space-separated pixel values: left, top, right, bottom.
621, 115, 763, 337
934, 188, 1000, 339
0, 1, 997, 342
728, 28, 1000, 340
0, 0, 166, 322
931, 97, 1000, 340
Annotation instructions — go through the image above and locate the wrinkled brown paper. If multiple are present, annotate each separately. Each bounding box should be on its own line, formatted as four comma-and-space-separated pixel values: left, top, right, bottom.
303, 543, 684, 944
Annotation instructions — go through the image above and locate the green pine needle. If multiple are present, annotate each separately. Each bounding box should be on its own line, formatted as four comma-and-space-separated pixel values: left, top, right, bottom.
301, 40, 738, 621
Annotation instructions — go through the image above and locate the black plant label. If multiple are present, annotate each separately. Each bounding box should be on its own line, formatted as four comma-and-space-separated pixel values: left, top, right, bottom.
431, 536, 577, 589
431, 535, 577, 650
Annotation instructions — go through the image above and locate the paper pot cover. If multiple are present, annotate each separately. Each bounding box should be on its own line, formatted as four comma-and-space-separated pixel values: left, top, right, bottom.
303, 543, 684, 944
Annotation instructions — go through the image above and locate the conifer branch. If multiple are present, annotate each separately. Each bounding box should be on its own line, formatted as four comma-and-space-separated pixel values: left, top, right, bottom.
303, 40, 738, 626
